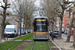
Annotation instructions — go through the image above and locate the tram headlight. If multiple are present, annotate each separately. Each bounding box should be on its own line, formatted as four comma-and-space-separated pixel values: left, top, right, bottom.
33, 32, 36, 35
46, 32, 48, 34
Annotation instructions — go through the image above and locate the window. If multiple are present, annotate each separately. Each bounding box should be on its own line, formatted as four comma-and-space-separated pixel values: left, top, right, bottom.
62, 24, 64, 26
11, 16, 12, 18
6, 17, 9, 19
63, 20, 64, 22
11, 20, 12, 22
14, 16, 16, 19
14, 21, 16, 23
8, 21, 9, 23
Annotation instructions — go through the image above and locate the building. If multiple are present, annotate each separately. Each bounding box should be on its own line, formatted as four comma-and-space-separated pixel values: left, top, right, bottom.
6, 13, 19, 28
56, 10, 71, 31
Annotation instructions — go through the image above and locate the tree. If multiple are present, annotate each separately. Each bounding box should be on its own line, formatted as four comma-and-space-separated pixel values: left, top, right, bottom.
54, 0, 71, 39
11, 0, 22, 33
0, 0, 10, 40
71, 6, 75, 48
21, 0, 35, 30
41, 0, 74, 39
73, 20, 75, 48
12, 0, 35, 31
41, 0, 59, 32
66, 2, 75, 42
66, 10, 74, 42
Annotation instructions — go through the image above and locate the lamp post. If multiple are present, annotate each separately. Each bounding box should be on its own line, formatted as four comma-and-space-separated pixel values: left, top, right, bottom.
20, 4, 22, 36
0, 2, 2, 41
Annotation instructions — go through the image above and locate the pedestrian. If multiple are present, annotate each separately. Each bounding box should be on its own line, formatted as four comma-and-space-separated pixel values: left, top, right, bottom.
51, 33, 55, 41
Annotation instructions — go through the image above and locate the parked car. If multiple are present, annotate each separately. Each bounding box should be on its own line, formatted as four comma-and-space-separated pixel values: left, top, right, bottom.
50, 31, 59, 38
62, 30, 65, 33
18, 29, 25, 35
24, 30, 27, 34
64, 30, 67, 34
4, 25, 18, 37
27, 30, 31, 33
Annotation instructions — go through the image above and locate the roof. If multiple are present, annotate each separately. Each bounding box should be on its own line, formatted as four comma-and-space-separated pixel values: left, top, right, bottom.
6, 25, 16, 28
34, 16, 48, 19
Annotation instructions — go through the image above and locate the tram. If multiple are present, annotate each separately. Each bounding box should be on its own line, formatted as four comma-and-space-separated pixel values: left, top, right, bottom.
33, 16, 49, 41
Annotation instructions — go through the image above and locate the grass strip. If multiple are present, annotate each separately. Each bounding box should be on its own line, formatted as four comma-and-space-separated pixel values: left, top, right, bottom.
0, 41, 9, 46
33, 41, 50, 50
25, 42, 33, 50
13, 33, 33, 40
48, 41, 55, 50
10, 41, 25, 50
0, 33, 33, 50
0, 41, 20, 50
25, 41, 55, 50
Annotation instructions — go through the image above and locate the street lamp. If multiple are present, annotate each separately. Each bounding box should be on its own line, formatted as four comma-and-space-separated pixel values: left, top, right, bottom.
19, 3, 22, 36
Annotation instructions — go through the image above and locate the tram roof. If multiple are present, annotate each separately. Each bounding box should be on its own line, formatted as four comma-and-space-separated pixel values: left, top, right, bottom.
34, 16, 48, 19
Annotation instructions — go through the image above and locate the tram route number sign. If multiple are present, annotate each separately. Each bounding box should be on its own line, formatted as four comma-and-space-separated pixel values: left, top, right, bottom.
36, 19, 46, 21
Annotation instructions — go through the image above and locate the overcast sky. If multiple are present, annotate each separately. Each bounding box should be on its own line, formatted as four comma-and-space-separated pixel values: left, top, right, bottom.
0, 0, 74, 13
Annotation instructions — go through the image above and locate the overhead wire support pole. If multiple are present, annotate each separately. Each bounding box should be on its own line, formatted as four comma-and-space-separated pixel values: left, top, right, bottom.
20, 4, 22, 36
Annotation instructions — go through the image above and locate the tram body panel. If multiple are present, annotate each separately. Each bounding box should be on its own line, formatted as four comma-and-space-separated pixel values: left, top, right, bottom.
34, 32, 48, 36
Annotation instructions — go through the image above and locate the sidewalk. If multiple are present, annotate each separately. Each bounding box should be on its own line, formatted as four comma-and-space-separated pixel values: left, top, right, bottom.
52, 37, 75, 50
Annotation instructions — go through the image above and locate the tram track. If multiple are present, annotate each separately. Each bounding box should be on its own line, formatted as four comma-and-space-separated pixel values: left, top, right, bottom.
46, 41, 51, 50
31, 41, 36, 50
0, 33, 32, 47
31, 41, 51, 50
8, 33, 33, 50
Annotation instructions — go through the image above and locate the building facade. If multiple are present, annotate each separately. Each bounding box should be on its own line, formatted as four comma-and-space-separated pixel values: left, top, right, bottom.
6, 13, 19, 28
56, 10, 70, 31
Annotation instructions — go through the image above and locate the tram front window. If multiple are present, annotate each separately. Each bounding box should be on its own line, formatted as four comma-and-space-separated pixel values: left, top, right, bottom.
34, 25, 47, 32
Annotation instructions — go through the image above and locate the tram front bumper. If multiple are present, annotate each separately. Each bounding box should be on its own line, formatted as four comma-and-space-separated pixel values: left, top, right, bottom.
33, 35, 49, 40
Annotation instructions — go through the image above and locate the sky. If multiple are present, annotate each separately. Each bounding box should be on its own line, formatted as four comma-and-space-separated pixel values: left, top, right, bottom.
0, 0, 74, 13
0, 0, 16, 13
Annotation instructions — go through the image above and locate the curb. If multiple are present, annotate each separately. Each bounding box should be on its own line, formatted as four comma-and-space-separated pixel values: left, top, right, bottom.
49, 37, 62, 50
51, 40, 62, 50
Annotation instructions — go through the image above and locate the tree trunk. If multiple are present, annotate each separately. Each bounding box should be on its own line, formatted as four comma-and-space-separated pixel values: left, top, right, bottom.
73, 26, 75, 48
58, 17, 63, 39
1, 8, 6, 39
66, 13, 74, 42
